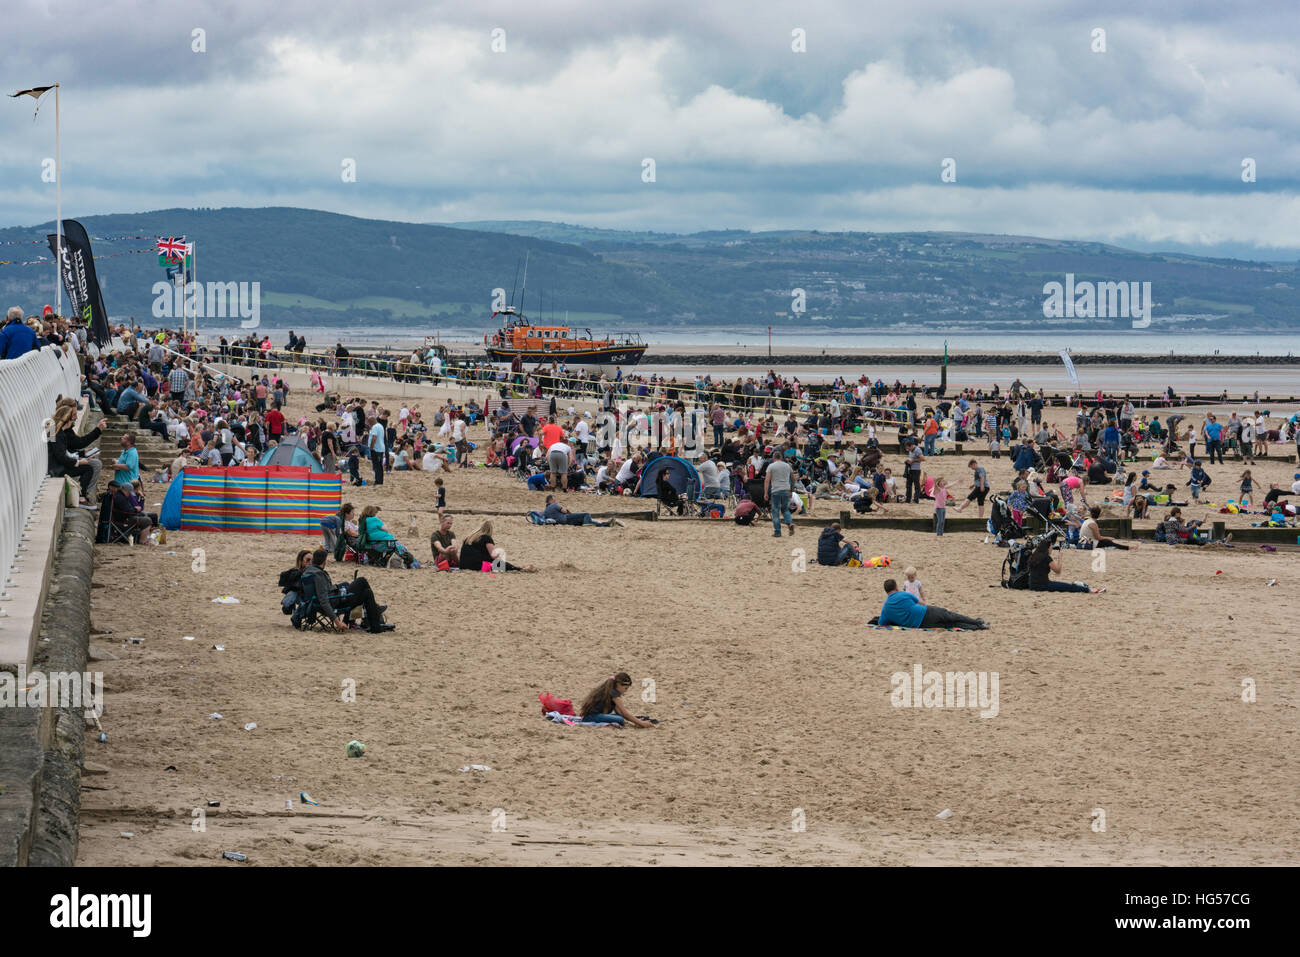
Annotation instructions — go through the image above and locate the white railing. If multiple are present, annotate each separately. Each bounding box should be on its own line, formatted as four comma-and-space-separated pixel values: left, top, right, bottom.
0, 345, 83, 595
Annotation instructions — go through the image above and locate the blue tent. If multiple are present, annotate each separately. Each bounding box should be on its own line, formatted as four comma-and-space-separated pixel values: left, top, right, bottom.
635, 455, 700, 498
259, 435, 323, 471
160, 470, 185, 530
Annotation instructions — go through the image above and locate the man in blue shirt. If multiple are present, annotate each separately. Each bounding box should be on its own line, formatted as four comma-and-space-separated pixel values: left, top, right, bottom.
1203, 415, 1225, 465
878, 579, 988, 630
115, 382, 148, 417
365, 415, 386, 486
0, 307, 38, 359
113, 432, 141, 485
1102, 422, 1120, 461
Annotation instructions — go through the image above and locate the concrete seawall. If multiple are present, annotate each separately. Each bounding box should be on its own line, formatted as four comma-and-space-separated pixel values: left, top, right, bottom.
0, 508, 94, 867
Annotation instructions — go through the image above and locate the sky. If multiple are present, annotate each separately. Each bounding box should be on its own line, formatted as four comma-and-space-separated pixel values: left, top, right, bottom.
3, 0, 1298, 258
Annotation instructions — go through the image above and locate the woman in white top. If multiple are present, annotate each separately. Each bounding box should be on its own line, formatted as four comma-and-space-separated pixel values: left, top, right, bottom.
1121, 471, 1140, 515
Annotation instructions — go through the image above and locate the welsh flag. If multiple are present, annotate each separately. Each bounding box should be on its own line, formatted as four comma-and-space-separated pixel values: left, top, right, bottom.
157, 237, 192, 268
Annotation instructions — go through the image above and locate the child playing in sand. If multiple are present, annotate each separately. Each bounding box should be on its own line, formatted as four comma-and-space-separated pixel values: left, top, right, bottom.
1239, 469, 1253, 508
435, 477, 446, 510
902, 566, 927, 602
933, 477, 949, 536
578, 672, 656, 728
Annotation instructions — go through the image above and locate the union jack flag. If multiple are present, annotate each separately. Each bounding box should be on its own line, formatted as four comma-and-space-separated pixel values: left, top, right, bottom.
156, 236, 187, 260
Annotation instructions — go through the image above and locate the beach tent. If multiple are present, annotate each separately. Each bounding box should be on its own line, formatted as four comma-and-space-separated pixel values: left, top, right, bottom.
159, 465, 340, 533
259, 435, 323, 471
635, 455, 700, 498
159, 470, 186, 530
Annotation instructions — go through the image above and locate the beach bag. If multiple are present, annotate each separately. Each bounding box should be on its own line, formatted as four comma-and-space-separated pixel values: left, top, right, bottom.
539, 692, 575, 716
701, 502, 724, 519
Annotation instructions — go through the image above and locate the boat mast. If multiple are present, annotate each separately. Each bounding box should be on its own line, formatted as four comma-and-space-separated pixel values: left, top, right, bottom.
518, 250, 530, 320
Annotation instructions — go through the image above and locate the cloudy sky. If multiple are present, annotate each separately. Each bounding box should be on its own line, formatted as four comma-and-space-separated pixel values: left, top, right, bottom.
3, 0, 1298, 258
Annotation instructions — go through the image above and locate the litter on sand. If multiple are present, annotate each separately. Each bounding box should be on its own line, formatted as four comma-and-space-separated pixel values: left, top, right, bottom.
299, 791, 319, 806
211, 596, 241, 604
243, 722, 257, 731
458, 764, 493, 772
209, 713, 223, 720
936, 809, 954, 820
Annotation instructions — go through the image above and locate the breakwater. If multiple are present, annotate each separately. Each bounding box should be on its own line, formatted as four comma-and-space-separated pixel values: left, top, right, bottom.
641, 352, 1300, 366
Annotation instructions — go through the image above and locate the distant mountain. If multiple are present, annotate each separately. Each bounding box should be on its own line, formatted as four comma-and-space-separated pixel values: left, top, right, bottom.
1, 208, 1296, 331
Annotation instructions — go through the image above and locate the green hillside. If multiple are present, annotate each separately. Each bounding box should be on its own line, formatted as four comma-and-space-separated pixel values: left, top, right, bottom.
1, 208, 1296, 330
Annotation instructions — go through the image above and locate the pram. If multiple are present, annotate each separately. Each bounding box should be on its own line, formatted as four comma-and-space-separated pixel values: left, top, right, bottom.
989, 493, 1062, 543
989, 494, 1025, 541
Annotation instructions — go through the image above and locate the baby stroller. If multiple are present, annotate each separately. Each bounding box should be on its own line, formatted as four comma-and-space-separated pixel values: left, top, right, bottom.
1000, 539, 1033, 589
989, 494, 1025, 542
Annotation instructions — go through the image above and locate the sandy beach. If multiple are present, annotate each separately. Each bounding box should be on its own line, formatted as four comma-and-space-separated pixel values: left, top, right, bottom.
77, 386, 1300, 866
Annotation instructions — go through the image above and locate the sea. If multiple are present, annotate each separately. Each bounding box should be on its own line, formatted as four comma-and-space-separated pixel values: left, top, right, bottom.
189, 325, 1300, 397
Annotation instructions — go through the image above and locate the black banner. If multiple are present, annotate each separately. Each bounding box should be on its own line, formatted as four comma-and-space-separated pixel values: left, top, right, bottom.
47, 219, 110, 345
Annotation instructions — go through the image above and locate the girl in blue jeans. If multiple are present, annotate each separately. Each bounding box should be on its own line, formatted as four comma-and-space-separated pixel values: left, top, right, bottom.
579, 672, 656, 728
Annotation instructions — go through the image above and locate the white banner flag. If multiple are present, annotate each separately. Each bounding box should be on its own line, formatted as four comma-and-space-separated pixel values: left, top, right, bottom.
1059, 349, 1079, 386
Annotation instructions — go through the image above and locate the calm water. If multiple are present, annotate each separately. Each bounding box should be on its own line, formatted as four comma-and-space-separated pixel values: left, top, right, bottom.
199, 325, 1300, 357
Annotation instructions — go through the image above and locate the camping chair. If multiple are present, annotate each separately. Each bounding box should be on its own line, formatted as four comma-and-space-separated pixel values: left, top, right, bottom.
289, 594, 334, 632
355, 518, 400, 568
654, 473, 694, 517
95, 493, 135, 545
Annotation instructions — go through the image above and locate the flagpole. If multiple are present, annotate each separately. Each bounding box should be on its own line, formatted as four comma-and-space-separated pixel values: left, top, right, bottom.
191, 241, 198, 342
54, 83, 61, 316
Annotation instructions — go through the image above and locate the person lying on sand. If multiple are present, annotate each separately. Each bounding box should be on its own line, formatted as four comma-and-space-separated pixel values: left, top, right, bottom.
578, 672, 656, 728
542, 494, 625, 527
878, 579, 988, 630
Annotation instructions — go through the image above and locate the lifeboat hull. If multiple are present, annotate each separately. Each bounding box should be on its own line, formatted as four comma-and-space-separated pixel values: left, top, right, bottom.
485, 344, 647, 370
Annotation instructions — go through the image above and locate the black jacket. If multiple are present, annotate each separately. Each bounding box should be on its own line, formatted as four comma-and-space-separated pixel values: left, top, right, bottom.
47, 425, 101, 476
278, 567, 303, 595
817, 526, 845, 565
300, 564, 336, 617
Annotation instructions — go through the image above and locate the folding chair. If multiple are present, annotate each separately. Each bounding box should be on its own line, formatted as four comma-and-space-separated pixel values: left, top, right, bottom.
95, 494, 135, 545
290, 594, 334, 632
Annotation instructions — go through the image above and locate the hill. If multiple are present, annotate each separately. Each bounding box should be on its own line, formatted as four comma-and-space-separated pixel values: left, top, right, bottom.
1, 209, 1295, 331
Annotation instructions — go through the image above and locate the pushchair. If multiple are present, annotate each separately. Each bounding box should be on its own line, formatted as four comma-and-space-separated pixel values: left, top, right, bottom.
988, 494, 1026, 542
